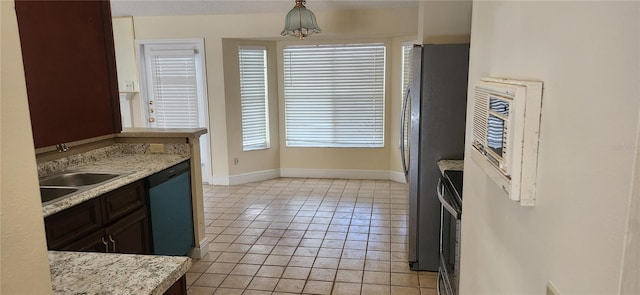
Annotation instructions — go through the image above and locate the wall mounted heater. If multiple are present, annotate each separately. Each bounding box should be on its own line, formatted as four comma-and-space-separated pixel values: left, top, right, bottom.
469, 78, 543, 206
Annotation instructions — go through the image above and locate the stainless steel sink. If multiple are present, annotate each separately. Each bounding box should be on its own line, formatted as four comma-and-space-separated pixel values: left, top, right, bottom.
39, 171, 130, 205
40, 172, 120, 187
40, 187, 78, 203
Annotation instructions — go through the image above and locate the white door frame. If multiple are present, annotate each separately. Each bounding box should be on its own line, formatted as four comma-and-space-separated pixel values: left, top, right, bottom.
136, 38, 212, 184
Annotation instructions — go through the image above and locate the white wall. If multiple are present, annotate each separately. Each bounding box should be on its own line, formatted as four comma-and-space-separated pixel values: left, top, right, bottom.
112, 16, 144, 128
0, 0, 53, 293
417, 0, 472, 44
112, 17, 138, 91
460, 2, 639, 294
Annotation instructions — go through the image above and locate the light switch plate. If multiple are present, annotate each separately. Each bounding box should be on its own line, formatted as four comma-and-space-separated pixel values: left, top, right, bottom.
547, 282, 561, 295
149, 144, 164, 153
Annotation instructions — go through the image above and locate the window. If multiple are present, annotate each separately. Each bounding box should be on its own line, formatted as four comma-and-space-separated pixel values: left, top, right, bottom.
283, 43, 386, 148
401, 43, 413, 148
239, 47, 270, 151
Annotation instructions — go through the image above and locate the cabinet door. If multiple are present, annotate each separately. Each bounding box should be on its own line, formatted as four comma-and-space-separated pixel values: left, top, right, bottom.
163, 275, 187, 295
106, 207, 151, 254
14, 0, 121, 148
45, 198, 103, 250
61, 230, 107, 253
102, 181, 145, 224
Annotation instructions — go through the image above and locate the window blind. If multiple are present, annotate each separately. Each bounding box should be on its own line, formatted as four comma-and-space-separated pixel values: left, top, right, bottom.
148, 50, 199, 128
401, 44, 413, 148
283, 44, 386, 148
239, 47, 270, 151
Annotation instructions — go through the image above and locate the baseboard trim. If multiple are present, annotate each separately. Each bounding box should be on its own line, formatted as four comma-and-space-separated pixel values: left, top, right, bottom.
280, 168, 392, 180
228, 169, 280, 185
213, 169, 408, 185
389, 171, 407, 183
210, 176, 230, 185
188, 236, 210, 259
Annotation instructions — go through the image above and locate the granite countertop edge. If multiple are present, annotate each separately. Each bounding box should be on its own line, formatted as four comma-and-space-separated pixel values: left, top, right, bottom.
119, 127, 207, 138
48, 251, 191, 295
437, 159, 464, 175
42, 153, 190, 217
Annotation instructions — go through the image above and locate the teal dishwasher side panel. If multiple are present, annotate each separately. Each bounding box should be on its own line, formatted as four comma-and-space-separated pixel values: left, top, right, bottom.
148, 172, 194, 256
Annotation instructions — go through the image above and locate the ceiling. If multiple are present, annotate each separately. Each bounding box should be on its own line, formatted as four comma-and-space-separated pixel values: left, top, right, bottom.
110, 0, 419, 17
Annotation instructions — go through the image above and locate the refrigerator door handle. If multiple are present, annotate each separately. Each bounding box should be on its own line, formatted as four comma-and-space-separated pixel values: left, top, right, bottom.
400, 86, 411, 182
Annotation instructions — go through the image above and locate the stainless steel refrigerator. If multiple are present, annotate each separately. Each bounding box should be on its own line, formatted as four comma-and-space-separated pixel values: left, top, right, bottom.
400, 44, 469, 271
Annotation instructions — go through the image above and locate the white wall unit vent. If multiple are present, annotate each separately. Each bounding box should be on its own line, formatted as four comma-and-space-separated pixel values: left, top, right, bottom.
469, 77, 543, 206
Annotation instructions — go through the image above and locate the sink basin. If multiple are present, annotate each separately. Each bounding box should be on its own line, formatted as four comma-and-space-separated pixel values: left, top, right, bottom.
39, 170, 131, 205
40, 172, 120, 187
40, 187, 78, 203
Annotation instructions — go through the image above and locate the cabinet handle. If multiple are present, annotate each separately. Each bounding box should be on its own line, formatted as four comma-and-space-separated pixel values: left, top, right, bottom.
101, 237, 109, 253
108, 235, 116, 252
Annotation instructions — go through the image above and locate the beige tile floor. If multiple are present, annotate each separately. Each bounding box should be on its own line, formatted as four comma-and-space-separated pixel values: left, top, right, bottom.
186, 178, 438, 295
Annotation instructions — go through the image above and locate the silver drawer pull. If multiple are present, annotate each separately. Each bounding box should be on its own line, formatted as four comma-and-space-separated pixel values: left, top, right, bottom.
101, 237, 109, 253
108, 235, 116, 252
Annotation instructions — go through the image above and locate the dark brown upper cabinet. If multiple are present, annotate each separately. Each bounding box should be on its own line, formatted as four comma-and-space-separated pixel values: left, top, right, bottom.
15, 0, 122, 148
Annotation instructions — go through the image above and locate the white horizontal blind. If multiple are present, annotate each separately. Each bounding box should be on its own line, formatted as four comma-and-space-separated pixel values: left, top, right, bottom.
283, 44, 386, 147
401, 44, 413, 148
239, 47, 270, 151
148, 50, 199, 128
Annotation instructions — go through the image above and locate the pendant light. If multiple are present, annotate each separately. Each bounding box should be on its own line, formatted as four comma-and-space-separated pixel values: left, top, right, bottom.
281, 0, 321, 39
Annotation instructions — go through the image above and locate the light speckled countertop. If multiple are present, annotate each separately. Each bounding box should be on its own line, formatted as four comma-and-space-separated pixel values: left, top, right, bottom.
42, 152, 189, 217
120, 127, 207, 138
49, 251, 191, 295
438, 159, 464, 175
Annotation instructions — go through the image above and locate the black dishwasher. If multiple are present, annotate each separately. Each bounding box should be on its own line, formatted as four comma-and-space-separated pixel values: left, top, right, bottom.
146, 160, 194, 256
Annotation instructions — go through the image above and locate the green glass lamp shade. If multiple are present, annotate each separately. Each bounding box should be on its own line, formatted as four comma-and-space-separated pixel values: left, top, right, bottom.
281, 0, 321, 39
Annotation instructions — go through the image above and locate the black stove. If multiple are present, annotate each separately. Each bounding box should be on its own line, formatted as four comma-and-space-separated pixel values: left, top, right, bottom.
444, 170, 463, 205
439, 169, 464, 295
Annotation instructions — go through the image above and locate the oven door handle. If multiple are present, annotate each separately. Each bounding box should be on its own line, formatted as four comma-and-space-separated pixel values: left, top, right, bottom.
438, 266, 455, 295
438, 178, 459, 219
437, 269, 442, 295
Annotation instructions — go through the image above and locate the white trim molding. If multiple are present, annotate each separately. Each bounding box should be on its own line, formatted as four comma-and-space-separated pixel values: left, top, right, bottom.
280, 168, 390, 180
210, 176, 230, 186
210, 169, 280, 186
211, 169, 408, 185
229, 169, 280, 185
188, 236, 210, 259
389, 171, 407, 184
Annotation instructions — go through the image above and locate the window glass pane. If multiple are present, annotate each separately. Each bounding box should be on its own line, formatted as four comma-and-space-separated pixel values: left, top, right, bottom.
283, 43, 386, 148
239, 47, 269, 151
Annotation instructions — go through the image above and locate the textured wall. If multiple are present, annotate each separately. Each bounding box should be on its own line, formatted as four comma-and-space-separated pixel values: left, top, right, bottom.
460, 2, 639, 294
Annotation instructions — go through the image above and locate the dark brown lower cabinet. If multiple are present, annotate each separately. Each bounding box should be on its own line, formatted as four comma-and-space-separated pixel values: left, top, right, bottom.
59, 207, 150, 254
45, 181, 150, 254
45, 180, 186, 294
45, 198, 102, 250
164, 276, 187, 295
61, 230, 107, 252
106, 207, 150, 254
